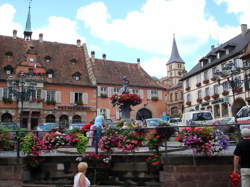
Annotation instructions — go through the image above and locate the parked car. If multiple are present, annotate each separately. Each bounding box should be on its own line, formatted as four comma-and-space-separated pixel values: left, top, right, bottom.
36, 123, 59, 131
144, 118, 166, 128
105, 119, 116, 128
169, 118, 183, 126
182, 110, 214, 126
68, 123, 85, 130
0, 122, 19, 130
213, 117, 235, 126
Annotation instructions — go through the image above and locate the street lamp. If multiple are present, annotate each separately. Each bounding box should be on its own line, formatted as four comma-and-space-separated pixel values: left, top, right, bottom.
7, 72, 37, 128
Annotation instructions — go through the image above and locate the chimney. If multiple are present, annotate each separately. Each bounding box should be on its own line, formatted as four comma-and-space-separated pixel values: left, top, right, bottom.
137, 58, 141, 68
77, 39, 81, 47
91, 51, 95, 62
102, 53, 106, 60
211, 45, 215, 50
39, 33, 43, 43
13, 30, 17, 39
241, 24, 247, 35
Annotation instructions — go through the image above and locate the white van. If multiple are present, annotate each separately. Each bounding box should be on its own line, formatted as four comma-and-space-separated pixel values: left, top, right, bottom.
229, 106, 250, 129
182, 110, 214, 126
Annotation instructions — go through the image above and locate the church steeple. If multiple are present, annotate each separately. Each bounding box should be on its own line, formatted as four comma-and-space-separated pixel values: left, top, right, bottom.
24, 0, 32, 40
167, 34, 184, 64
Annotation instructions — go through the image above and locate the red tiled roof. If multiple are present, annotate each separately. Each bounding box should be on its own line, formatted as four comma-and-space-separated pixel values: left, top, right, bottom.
0, 35, 93, 87
93, 59, 164, 89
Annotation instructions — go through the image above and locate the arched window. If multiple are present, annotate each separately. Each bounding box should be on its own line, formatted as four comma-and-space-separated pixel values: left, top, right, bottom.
59, 115, 69, 129
72, 115, 81, 123
1, 113, 12, 122
46, 114, 56, 123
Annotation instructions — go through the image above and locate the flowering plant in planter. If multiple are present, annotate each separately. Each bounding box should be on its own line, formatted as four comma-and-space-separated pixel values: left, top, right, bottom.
145, 154, 162, 171
203, 80, 209, 84
0, 127, 14, 150
145, 129, 161, 150
185, 87, 191, 91
222, 90, 229, 96
86, 153, 111, 166
196, 83, 201, 87
65, 132, 88, 153
211, 77, 217, 81
204, 95, 210, 101
111, 93, 142, 106
100, 93, 108, 98
196, 98, 202, 103
176, 127, 229, 156
212, 94, 219, 99
186, 101, 191, 106
234, 87, 243, 94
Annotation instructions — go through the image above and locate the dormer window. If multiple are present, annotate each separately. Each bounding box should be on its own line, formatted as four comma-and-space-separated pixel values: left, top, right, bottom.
46, 69, 54, 79
4, 65, 14, 75
224, 44, 235, 55
73, 72, 81, 81
208, 58, 211, 63
217, 52, 220, 59
70, 58, 77, 64
5, 51, 13, 57
29, 58, 34, 62
45, 56, 52, 63
226, 49, 230, 55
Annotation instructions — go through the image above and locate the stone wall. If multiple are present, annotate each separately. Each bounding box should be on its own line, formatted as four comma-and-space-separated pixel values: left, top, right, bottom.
160, 154, 232, 187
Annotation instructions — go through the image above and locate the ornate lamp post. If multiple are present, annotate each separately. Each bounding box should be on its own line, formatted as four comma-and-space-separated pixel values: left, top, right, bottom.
7, 72, 37, 128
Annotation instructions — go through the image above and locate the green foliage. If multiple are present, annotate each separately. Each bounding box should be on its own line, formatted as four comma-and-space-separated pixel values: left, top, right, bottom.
74, 133, 88, 154
0, 127, 14, 150
20, 133, 36, 154
2, 97, 13, 104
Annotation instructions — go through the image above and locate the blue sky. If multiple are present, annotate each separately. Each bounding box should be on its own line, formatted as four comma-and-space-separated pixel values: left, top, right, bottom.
0, 0, 249, 78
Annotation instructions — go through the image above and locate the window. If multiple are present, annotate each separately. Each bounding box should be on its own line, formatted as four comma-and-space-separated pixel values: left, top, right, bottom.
74, 92, 83, 104
47, 90, 56, 102
205, 87, 210, 96
214, 104, 220, 118
186, 79, 190, 88
214, 85, 219, 94
31, 89, 41, 100
29, 58, 34, 62
175, 92, 178, 101
4, 65, 14, 75
169, 65, 172, 70
151, 90, 158, 97
187, 94, 191, 102
100, 108, 107, 117
222, 81, 229, 91
72, 72, 81, 81
180, 92, 183, 100
45, 56, 51, 63
208, 58, 211, 63
100, 87, 107, 94
221, 103, 229, 117
204, 70, 208, 80
72, 115, 81, 123
3, 88, 12, 99
113, 87, 119, 94
198, 90, 202, 99
48, 73, 53, 78
217, 52, 220, 59
70, 58, 77, 64
196, 74, 201, 83
226, 48, 230, 55
132, 89, 139, 94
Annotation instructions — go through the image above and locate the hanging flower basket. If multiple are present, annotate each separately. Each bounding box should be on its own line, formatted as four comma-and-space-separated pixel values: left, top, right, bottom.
203, 80, 209, 84
185, 87, 191, 91
212, 94, 219, 100
222, 90, 229, 96
234, 87, 243, 94
204, 96, 210, 101
196, 83, 201, 87
211, 77, 217, 81
110, 94, 142, 107
196, 98, 202, 103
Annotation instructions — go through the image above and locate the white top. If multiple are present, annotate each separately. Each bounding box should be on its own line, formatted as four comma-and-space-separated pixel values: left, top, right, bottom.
73, 172, 90, 187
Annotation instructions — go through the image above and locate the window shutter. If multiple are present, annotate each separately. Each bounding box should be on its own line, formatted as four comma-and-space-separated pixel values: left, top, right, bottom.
0, 88, 3, 100
41, 90, 47, 101
129, 89, 132, 93
116, 108, 120, 120
147, 90, 151, 99
158, 90, 162, 100
56, 91, 61, 103
83, 92, 88, 104
139, 89, 144, 99
97, 109, 101, 116
97, 86, 101, 96
70, 92, 75, 104
108, 87, 112, 97
106, 109, 110, 119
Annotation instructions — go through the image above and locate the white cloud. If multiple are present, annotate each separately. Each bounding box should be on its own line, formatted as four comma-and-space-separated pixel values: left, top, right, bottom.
141, 56, 166, 78
0, 4, 22, 36
34, 16, 86, 44
76, 0, 221, 57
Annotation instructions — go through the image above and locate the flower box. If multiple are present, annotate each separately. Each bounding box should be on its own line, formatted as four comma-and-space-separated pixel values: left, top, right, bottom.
222, 90, 229, 96
2, 97, 13, 104
196, 83, 201, 87
76, 100, 83, 105
46, 100, 56, 105
204, 96, 210, 101
234, 87, 243, 94
100, 93, 108, 98
185, 87, 191, 91
151, 96, 159, 101
203, 80, 209, 84
212, 94, 219, 100
211, 77, 217, 81
197, 98, 202, 103
186, 101, 191, 106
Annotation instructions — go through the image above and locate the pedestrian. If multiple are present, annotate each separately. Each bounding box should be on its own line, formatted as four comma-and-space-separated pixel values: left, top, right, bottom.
233, 128, 250, 187
92, 115, 105, 146
73, 162, 90, 187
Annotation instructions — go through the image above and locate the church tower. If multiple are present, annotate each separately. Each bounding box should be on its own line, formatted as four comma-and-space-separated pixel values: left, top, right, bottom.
166, 35, 185, 85
24, 1, 32, 40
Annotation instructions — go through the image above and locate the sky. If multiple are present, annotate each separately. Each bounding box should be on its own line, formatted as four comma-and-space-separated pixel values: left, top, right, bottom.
0, 0, 250, 79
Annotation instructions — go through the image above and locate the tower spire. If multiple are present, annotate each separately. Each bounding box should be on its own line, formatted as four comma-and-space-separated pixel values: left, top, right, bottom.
167, 34, 184, 64
24, 0, 32, 40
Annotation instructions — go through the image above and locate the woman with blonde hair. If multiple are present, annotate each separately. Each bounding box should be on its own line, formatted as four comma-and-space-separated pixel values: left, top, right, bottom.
73, 162, 90, 187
